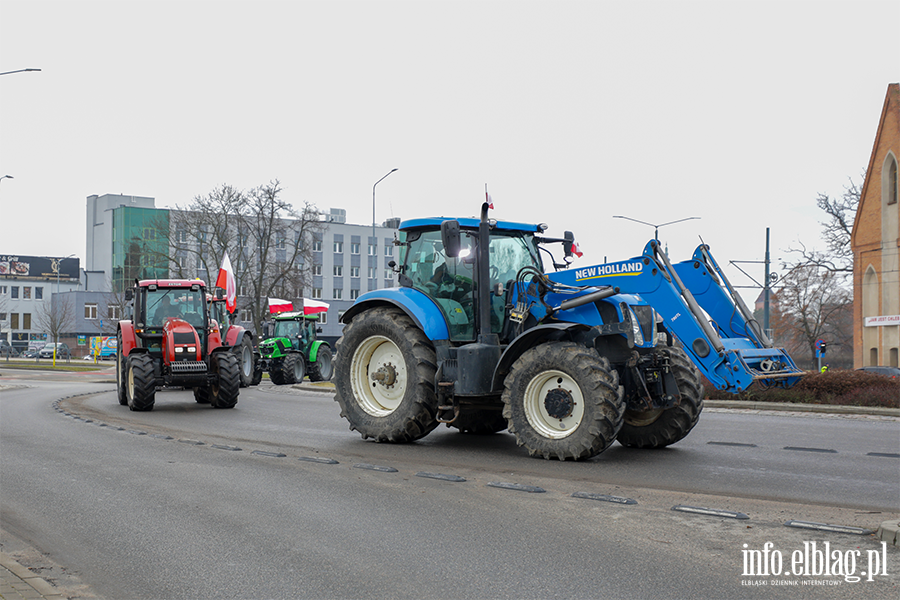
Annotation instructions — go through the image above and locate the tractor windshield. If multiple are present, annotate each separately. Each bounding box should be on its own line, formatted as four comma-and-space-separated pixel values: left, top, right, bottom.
273, 319, 301, 339
147, 288, 206, 328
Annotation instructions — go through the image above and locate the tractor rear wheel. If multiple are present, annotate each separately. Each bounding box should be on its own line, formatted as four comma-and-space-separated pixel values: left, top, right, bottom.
308, 344, 333, 381
334, 307, 439, 443
502, 342, 624, 460
193, 387, 211, 404
116, 330, 127, 406
209, 351, 240, 409
616, 346, 703, 448
126, 353, 156, 412
233, 336, 255, 388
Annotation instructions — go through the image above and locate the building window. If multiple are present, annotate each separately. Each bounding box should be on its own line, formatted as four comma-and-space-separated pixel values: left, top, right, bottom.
319, 312, 327, 325
368, 267, 376, 279
350, 289, 360, 300
11, 287, 18, 299
313, 265, 322, 276
23, 287, 31, 299
10, 314, 18, 329
35, 287, 43, 300
85, 303, 98, 320
350, 266, 360, 278
23, 313, 31, 330
889, 156, 898, 205
313, 239, 322, 252
351, 242, 360, 255
333, 266, 343, 277
333, 288, 342, 299
312, 288, 322, 299
108, 305, 121, 320
334, 241, 343, 253
385, 245, 392, 256
384, 269, 393, 280
0, 286, 6, 294
368, 244, 376, 256
240, 309, 252, 322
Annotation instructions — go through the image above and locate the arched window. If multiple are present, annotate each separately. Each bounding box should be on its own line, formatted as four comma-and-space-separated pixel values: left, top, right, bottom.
888, 155, 898, 205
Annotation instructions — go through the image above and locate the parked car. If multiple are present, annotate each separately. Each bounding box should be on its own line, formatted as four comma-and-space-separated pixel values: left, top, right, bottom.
0, 340, 18, 357
857, 366, 900, 379
39, 343, 71, 359
23, 348, 41, 359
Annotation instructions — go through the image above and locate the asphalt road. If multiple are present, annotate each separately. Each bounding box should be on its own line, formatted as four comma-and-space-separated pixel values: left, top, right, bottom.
1, 371, 898, 599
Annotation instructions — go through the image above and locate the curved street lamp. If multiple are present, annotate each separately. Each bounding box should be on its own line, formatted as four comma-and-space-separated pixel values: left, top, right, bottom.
612, 215, 700, 240
0, 68, 41, 76
53, 254, 76, 366
372, 168, 398, 257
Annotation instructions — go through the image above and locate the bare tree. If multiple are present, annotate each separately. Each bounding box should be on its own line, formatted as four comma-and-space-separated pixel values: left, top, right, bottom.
151, 180, 323, 337
770, 263, 853, 369
33, 293, 76, 351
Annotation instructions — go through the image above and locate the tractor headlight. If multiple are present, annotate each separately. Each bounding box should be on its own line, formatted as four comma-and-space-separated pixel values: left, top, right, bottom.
628, 307, 645, 346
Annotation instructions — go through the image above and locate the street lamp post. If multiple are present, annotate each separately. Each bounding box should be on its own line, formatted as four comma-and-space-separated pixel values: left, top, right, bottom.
372, 168, 398, 262
53, 254, 76, 366
0, 68, 41, 76
0, 175, 13, 185
612, 215, 700, 240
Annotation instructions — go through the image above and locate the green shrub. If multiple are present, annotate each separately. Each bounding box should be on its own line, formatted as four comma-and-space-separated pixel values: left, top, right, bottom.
703, 369, 898, 409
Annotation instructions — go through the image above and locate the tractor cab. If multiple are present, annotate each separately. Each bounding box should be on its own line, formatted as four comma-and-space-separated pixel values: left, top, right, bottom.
397, 217, 547, 342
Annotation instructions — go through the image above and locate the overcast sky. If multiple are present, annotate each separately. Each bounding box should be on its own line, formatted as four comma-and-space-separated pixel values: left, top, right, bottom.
1, 0, 897, 302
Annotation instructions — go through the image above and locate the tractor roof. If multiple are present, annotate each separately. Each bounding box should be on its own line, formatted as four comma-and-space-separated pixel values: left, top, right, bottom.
400, 217, 541, 233
137, 279, 206, 289
272, 311, 320, 321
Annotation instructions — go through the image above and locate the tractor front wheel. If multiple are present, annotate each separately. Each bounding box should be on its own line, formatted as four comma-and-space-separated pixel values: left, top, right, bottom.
126, 353, 156, 412
617, 346, 703, 449
502, 342, 624, 460
209, 351, 240, 409
334, 307, 438, 443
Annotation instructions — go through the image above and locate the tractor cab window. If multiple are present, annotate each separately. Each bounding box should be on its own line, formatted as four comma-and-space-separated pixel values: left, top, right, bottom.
147, 289, 206, 328
274, 319, 301, 339
403, 229, 476, 341
487, 233, 541, 333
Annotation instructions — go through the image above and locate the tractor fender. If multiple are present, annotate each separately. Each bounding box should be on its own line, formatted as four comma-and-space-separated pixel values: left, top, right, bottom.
341, 288, 451, 341
118, 322, 139, 358
308, 340, 328, 362
223, 325, 253, 349
491, 322, 591, 391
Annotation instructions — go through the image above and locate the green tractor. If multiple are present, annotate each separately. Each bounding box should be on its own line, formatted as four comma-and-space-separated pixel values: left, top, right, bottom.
255, 312, 334, 385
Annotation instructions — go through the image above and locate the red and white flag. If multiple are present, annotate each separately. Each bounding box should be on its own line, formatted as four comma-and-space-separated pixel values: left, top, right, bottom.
303, 298, 330, 315
571, 241, 584, 258
485, 185, 494, 210
215, 251, 237, 313
268, 297, 293, 314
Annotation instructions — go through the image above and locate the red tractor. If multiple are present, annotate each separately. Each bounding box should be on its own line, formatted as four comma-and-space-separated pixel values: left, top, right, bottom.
116, 279, 241, 411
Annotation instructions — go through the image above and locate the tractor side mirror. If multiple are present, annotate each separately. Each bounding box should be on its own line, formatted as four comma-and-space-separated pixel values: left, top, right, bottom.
125, 289, 133, 302
215, 288, 224, 300
563, 231, 575, 259
441, 220, 461, 258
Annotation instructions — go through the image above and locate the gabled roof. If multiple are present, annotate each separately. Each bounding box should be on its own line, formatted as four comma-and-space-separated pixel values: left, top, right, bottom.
852, 83, 900, 248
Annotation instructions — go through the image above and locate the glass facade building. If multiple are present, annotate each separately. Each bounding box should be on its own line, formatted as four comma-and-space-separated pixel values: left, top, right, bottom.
111, 207, 170, 292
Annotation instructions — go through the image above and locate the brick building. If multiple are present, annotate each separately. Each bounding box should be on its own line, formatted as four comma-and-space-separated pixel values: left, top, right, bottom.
851, 83, 900, 368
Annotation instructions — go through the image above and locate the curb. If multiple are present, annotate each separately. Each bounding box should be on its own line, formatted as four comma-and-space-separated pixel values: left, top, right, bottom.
876, 520, 900, 548
704, 399, 900, 417
0, 551, 65, 600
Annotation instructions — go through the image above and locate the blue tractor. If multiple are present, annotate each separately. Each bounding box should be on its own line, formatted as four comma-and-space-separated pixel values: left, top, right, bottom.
334, 203, 803, 460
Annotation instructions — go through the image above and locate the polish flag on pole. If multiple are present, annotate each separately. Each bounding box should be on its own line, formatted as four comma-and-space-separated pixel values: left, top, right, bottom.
571, 241, 584, 258
303, 298, 330, 315
268, 297, 293, 314
214, 251, 237, 313
485, 184, 494, 209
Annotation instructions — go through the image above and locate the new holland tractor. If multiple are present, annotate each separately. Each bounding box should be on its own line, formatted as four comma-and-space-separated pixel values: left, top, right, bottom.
333, 203, 803, 460
116, 279, 241, 411
256, 312, 334, 385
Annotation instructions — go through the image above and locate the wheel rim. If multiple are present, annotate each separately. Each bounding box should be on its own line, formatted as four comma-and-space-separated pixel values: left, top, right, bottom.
292, 356, 304, 381
523, 369, 585, 439
624, 408, 664, 427
127, 363, 135, 403
351, 335, 406, 417
240, 345, 253, 378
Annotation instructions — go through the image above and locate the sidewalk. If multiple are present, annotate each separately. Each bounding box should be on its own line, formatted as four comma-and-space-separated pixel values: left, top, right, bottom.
0, 552, 65, 600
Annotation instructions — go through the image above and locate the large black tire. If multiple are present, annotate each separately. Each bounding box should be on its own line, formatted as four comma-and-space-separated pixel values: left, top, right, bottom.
334, 307, 439, 443
193, 387, 211, 404
271, 353, 304, 385
233, 336, 255, 388
126, 353, 156, 412
116, 330, 128, 406
617, 346, 703, 449
502, 342, 624, 460
307, 344, 333, 382
209, 351, 240, 409
448, 409, 508, 434
250, 360, 263, 386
